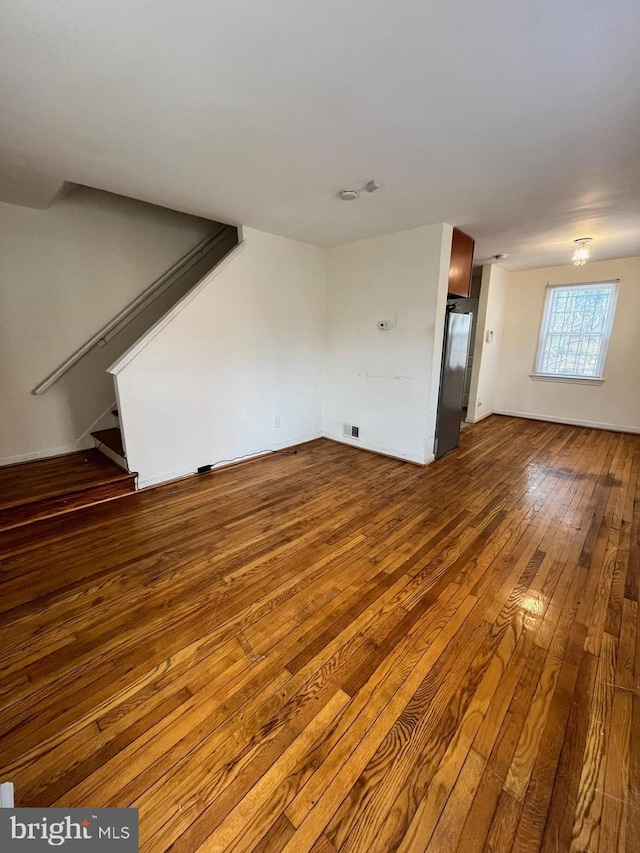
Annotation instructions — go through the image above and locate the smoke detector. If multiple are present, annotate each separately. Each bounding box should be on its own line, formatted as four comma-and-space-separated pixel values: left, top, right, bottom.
338, 189, 358, 201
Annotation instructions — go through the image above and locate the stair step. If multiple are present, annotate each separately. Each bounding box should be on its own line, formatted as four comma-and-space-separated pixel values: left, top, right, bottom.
92, 428, 125, 458
0, 449, 136, 532
0, 478, 136, 531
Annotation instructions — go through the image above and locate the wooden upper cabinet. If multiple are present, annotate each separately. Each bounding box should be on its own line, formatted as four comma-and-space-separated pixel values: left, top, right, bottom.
448, 227, 475, 298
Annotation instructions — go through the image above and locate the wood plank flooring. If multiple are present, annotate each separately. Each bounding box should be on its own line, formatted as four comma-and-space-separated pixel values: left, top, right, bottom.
0, 449, 136, 530
0, 415, 638, 852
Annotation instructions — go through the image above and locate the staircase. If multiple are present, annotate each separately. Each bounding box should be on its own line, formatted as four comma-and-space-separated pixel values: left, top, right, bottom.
92, 410, 128, 471
12, 222, 241, 509
0, 410, 134, 532
0, 449, 136, 531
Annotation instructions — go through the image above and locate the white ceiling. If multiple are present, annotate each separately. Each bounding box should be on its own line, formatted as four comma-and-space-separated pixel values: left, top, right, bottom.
1, 0, 639, 269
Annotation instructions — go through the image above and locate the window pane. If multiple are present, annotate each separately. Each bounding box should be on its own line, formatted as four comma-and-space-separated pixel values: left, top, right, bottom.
536, 283, 617, 378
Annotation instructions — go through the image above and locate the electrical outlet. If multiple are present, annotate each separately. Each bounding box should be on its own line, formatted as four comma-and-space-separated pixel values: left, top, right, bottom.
275, 416, 281, 428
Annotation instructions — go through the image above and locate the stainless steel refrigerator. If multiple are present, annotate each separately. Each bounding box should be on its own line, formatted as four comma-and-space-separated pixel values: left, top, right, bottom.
434, 308, 472, 459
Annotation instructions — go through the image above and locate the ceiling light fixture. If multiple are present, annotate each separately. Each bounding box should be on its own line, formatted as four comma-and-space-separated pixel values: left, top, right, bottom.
572, 237, 592, 265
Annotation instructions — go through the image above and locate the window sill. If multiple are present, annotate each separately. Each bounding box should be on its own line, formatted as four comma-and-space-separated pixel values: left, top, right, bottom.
529, 374, 604, 385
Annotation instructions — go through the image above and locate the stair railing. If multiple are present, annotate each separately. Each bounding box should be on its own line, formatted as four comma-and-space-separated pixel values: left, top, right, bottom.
32, 223, 235, 395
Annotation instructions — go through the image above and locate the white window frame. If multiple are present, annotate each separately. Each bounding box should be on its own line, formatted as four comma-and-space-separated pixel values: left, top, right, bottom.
532, 280, 619, 383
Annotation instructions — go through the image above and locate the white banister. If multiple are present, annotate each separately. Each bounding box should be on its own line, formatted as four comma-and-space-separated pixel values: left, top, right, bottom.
32, 224, 235, 395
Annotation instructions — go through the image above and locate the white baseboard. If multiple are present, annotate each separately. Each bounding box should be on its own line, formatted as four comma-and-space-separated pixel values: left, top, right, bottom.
323, 432, 428, 466
0, 401, 117, 467
93, 441, 130, 473
272, 431, 322, 451
77, 401, 118, 444
465, 409, 494, 424
0, 440, 91, 467
493, 409, 640, 434
137, 432, 323, 490
137, 468, 199, 490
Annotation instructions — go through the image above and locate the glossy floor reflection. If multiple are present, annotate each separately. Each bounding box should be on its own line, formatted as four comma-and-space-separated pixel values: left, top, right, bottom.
0, 415, 638, 851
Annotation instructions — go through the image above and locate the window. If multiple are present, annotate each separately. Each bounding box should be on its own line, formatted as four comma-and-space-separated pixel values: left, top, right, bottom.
534, 281, 619, 380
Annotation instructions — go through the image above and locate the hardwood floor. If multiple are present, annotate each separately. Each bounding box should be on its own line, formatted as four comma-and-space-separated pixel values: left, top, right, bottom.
0, 415, 638, 852
0, 449, 136, 530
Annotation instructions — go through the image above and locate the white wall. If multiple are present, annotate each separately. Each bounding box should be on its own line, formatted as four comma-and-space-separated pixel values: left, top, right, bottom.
0, 163, 69, 209
323, 224, 453, 465
0, 187, 215, 463
466, 263, 510, 422
494, 256, 640, 433
112, 228, 327, 487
